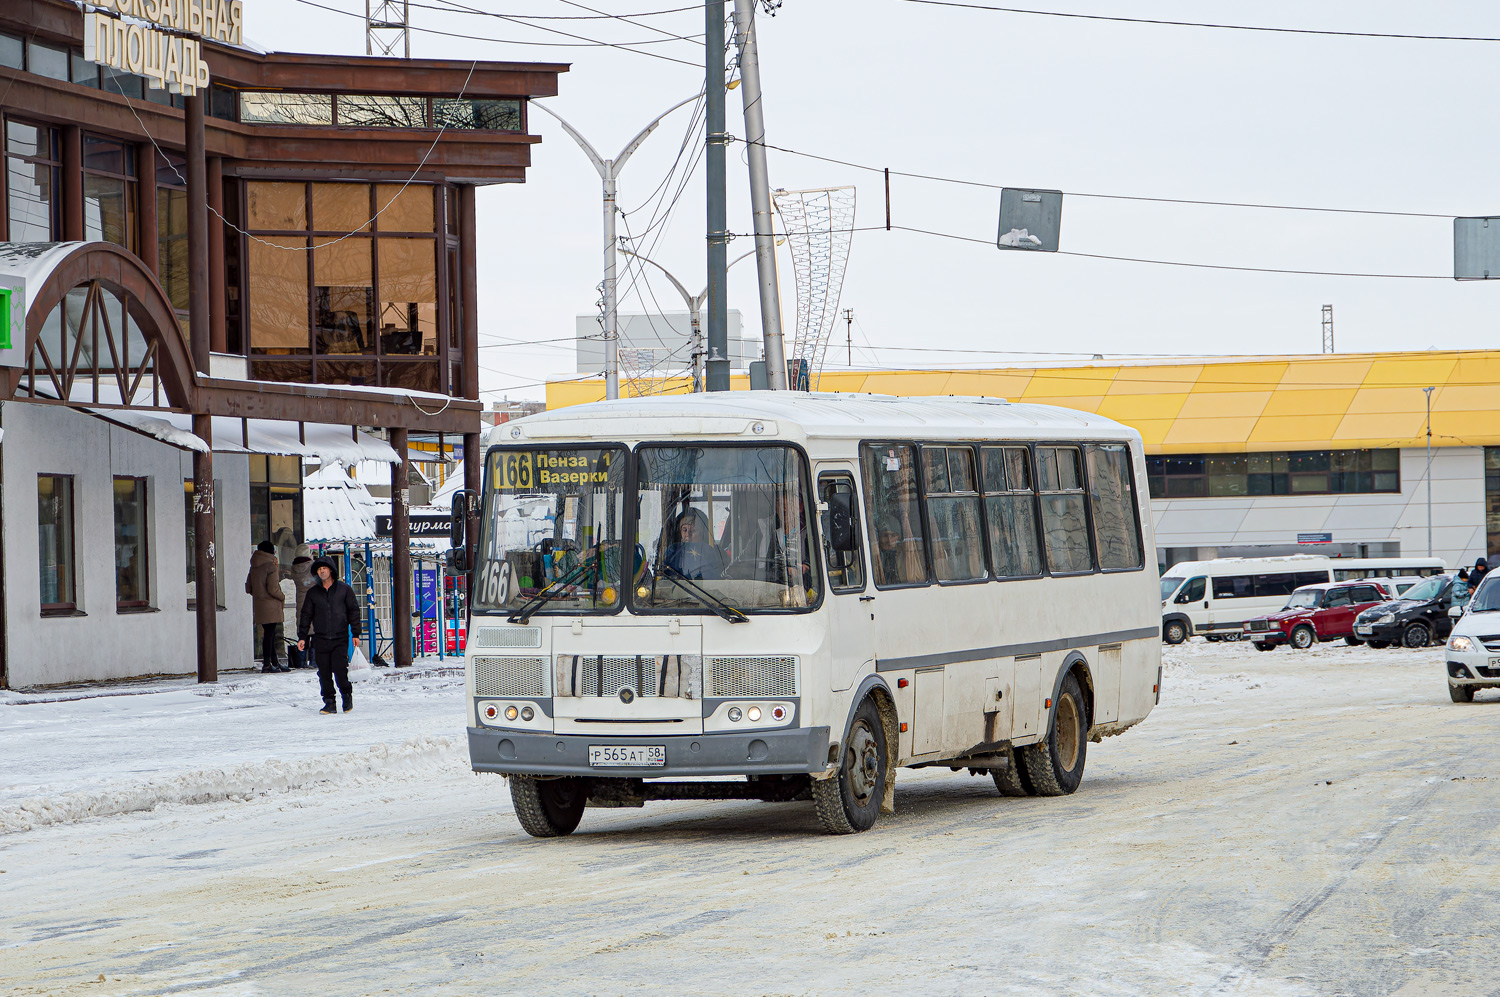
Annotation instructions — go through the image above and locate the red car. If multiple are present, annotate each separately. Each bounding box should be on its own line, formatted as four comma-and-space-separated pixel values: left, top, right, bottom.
1242, 580, 1396, 650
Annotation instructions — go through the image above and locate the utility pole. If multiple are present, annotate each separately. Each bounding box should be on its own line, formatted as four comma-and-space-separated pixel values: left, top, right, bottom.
705, 1, 731, 392
1321, 304, 1334, 353
534, 96, 698, 400
1424, 385, 1435, 557
732, 0, 788, 389
844, 307, 853, 367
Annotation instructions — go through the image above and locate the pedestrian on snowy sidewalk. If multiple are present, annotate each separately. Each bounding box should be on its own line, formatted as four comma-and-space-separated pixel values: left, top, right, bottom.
297, 558, 362, 715
246, 541, 287, 673
283, 545, 316, 669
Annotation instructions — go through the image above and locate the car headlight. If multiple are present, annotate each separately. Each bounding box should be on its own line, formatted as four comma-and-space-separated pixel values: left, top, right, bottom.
1376, 613, 1395, 624
1449, 635, 1474, 652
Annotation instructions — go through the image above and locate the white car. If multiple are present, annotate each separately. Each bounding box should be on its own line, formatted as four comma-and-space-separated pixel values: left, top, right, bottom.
1445, 577, 1500, 702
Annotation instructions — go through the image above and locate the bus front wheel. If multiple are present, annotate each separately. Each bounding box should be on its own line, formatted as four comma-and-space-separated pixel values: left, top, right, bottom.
510, 775, 588, 837
812, 697, 887, 834
1019, 673, 1088, 796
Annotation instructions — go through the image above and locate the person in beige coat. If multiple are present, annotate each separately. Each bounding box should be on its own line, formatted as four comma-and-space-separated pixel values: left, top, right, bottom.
246, 541, 287, 672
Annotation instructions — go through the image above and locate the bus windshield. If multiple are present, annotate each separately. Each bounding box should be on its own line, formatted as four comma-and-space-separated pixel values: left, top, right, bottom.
472, 446, 627, 615
1159, 576, 1183, 601
635, 444, 818, 613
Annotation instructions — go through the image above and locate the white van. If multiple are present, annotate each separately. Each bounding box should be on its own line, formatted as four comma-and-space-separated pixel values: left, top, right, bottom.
1158, 555, 1443, 644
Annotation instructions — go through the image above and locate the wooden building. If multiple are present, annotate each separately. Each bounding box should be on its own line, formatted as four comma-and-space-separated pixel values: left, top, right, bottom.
0, 0, 566, 687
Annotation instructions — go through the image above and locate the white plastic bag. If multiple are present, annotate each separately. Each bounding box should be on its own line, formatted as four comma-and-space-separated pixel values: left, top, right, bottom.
348, 645, 374, 683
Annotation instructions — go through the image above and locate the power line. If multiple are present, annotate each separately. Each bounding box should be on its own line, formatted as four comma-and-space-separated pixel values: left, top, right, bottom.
527, 0, 705, 45
290, 0, 702, 64
739, 137, 1454, 220
726, 222, 1452, 279
892, 0, 1500, 43
469, 3, 702, 19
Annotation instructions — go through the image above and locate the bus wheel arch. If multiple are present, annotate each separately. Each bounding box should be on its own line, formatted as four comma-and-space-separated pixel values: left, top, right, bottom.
1061, 656, 1096, 742
838, 676, 900, 815
814, 684, 895, 833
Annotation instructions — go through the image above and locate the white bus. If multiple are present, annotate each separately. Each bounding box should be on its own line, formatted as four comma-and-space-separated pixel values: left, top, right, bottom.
460, 394, 1163, 836
1159, 555, 1445, 643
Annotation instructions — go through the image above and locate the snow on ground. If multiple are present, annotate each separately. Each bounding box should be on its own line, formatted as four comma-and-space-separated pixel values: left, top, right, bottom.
5, 639, 1500, 995
0, 661, 466, 832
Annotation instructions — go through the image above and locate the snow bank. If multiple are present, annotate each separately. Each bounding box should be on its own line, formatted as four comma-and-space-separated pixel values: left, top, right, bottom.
0, 734, 463, 835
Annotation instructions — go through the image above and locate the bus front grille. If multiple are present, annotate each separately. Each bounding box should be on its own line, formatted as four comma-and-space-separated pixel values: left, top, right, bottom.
472, 656, 548, 698
471, 626, 542, 649
708, 656, 798, 698
555, 655, 702, 700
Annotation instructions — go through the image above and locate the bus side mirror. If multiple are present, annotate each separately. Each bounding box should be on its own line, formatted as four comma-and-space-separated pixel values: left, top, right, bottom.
448, 489, 474, 573
827, 493, 857, 551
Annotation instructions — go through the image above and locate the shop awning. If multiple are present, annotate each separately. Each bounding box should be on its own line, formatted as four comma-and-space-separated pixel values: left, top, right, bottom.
87, 409, 398, 464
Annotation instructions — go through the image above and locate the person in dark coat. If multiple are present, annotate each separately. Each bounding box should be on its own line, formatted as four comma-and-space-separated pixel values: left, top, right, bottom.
1471, 557, 1490, 591
296, 558, 362, 714
245, 540, 287, 673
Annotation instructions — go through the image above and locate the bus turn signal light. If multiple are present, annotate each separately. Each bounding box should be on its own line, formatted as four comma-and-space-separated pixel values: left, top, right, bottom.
897, 678, 909, 688
900, 722, 908, 732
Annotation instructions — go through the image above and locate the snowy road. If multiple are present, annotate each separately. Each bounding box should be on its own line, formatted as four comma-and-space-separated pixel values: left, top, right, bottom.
4, 642, 1500, 995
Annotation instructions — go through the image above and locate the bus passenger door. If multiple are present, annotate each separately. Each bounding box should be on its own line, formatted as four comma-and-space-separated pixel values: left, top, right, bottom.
818, 469, 875, 692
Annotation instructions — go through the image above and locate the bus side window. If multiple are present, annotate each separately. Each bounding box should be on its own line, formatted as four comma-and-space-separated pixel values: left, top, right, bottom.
1037, 446, 1094, 574
980, 446, 1042, 578
860, 443, 929, 588
1085, 444, 1144, 570
819, 473, 866, 593
921, 445, 987, 582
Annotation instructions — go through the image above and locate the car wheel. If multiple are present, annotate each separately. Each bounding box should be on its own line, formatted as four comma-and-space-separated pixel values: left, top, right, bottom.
1290, 625, 1315, 650
1163, 620, 1188, 645
1018, 673, 1089, 796
1402, 623, 1431, 649
1221, 631, 1242, 642
1253, 642, 1275, 652
812, 696, 888, 834
1449, 683, 1475, 703
1367, 640, 1390, 649
510, 775, 588, 838
1343, 636, 1363, 646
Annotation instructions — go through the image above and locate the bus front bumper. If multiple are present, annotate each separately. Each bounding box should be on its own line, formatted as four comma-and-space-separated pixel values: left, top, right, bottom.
468, 725, 832, 779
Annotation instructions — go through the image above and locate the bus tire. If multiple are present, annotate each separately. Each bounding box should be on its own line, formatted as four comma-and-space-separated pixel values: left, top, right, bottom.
510, 775, 587, 838
1019, 673, 1088, 796
812, 697, 887, 834
1163, 620, 1188, 645
1289, 625, 1316, 650
1403, 623, 1431, 649
991, 748, 1033, 797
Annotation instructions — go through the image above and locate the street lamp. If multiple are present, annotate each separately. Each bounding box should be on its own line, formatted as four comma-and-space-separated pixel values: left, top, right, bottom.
1424, 385, 1435, 558
532, 94, 701, 400
619, 245, 756, 392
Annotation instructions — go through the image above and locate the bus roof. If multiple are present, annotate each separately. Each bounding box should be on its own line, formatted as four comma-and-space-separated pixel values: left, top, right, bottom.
496, 392, 1141, 447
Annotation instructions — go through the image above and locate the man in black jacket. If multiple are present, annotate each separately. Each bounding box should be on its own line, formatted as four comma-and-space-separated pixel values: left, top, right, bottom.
296, 558, 362, 715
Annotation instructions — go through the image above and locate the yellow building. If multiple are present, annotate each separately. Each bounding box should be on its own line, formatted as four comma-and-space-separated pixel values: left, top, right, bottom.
546, 350, 1500, 568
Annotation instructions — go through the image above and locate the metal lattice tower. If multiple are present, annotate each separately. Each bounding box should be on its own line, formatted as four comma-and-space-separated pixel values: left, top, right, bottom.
366, 0, 410, 57
1321, 304, 1334, 353
772, 186, 855, 389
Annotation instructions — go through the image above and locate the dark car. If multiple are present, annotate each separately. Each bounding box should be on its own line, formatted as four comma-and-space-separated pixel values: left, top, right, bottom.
1243, 580, 1395, 650
1353, 573, 1470, 648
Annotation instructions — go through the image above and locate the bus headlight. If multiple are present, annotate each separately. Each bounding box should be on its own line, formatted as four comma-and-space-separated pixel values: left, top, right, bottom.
520, 706, 535, 721
504, 705, 519, 721
727, 707, 743, 722
747, 706, 762, 722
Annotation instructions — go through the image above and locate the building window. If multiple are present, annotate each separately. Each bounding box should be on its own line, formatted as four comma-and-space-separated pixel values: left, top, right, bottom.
26, 40, 69, 81
1487, 447, 1500, 559
249, 456, 304, 568
156, 152, 189, 317
5, 119, 61, 242
0, 32, 22, 70
113, 476, 151, 610
237, 92, 522, 132
1146, 449, 1400, 499
244, 181, 446, 390
83, 134, 137, 251
38, 475, 77, 614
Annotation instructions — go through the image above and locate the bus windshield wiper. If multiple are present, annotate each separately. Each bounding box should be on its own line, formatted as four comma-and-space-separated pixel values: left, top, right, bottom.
659, 565, 748, 624
508, 556, 599, 625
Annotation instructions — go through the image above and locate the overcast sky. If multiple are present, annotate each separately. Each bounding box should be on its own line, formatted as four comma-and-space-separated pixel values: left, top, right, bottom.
247, 0, 1500, 401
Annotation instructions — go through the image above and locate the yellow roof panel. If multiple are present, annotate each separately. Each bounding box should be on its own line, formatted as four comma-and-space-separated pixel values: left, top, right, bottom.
1192, 361, 1289, 393
1176, 391, 1273, 421
1095, 393, 1189, 423
1258, 388, 1358, 418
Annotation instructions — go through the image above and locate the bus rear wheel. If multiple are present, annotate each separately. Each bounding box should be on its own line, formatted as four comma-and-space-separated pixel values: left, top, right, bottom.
510, 775, 588, 837
1019, 673, 1088, 796
991, 747, 1035, 797
812, 697, 887, 834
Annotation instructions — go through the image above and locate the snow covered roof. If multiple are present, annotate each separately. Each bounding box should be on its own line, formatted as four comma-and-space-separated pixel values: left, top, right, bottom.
302, 466, 381, 542
86, 411, 397, 465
